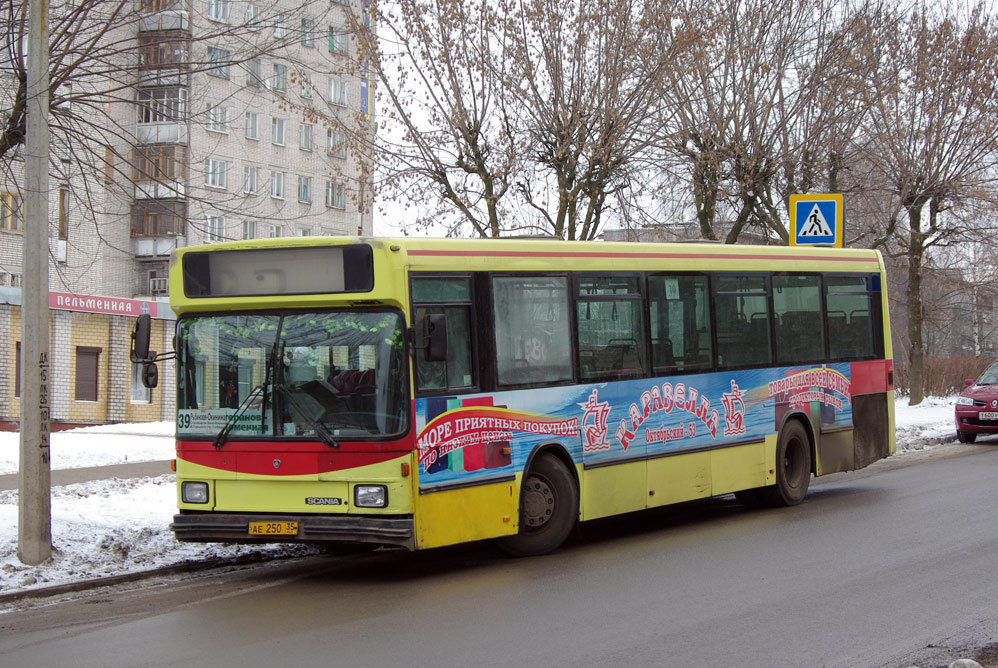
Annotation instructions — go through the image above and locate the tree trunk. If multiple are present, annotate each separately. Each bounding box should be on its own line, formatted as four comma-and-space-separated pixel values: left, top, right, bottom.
906, 203, 926, 405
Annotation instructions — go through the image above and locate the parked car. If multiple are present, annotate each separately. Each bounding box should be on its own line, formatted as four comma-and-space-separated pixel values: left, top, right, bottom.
955, 361, 998, 443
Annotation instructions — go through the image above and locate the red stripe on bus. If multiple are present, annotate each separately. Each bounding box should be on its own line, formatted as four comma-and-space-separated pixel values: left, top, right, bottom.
407, 249, 880, 263
177, 443, 404, 476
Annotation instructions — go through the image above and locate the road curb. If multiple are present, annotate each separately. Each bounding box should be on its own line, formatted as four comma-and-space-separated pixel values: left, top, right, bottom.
0, 551, 291, 605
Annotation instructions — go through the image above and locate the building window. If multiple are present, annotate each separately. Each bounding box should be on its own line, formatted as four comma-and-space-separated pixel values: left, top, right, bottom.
298, 175, 311, 203
246, 57, 262, 87
1, 191, 24, 232
328, 25, 347, 55
270, 170, 284, 199
205, 157, 227, 189
329, 77, 347, 106
299, 123, 312, 151
75, 347, 101, 402
271, 63, 287, 92
271, 117, 285, 146
246, 2, 262, 28
131, 200, 187, 236
134, 145, 187, 181
58, 186, 69, 241
268, 224, 282, 238
325, 179, 345, 209
138, 34, 189, 69
301, 71, 314, 98
207, 46, 231, 79
14, 342, 20, 398
327, 127, 347, 158
242, 219, 257, 239
131, 361, 152, 403
245, 111, 259, 140
298, 227, 311, 236
301, 18, 314, 47
244, 165, 259, 194
206, 103, 229, 132
206, 214, 225, 242
136, 86, 187, 123
274, 13, 286, 38
208, 0, 230, 22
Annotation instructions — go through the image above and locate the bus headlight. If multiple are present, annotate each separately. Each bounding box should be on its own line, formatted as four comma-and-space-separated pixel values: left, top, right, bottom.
182, 481, 209, 504
354, 484, 388, 508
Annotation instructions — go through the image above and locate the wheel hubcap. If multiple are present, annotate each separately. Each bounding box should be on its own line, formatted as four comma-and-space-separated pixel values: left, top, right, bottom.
523, 476, 555, 529
784, 439, 804, 488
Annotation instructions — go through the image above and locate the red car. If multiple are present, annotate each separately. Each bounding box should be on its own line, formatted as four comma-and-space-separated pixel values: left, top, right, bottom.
955, 362, 998, 443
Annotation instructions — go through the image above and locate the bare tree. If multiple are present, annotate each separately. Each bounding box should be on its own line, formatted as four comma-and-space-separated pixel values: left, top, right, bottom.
371, 0, 519, 237
499, 0, 687, 240
371, 0, 690, 239
860, 2, 998, 404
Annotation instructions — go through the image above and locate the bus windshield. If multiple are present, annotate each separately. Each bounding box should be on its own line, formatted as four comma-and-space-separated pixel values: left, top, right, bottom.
176, 310, 408, 440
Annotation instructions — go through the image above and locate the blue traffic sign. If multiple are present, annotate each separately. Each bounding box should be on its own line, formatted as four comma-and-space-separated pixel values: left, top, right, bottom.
789, 194, 844, 247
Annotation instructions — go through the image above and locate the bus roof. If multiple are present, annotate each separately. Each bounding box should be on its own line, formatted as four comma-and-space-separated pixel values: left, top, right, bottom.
168, 236, 885, 314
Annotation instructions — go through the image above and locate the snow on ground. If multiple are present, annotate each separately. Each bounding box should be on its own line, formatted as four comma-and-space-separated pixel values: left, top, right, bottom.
0, 396, 966, 596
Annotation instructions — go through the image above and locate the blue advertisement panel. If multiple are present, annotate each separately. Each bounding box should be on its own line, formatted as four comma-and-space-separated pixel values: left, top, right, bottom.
415, 364, 855, 490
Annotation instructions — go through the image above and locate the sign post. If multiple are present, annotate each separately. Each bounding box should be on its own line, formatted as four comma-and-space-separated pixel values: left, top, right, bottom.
789, 194, 844, 247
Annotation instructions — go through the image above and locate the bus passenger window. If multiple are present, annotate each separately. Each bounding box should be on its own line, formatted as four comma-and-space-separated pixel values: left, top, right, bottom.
827, 275, 877, 359
493, 276, 572, 386
714, 274, 772, 369
411, 277, 475, 391
576, 275, 646, 381
773, 274, 824, 364
648, 274, 712, 375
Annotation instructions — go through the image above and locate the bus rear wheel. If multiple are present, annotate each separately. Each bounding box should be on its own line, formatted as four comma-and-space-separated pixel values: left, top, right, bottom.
765, 419, 812, 506
496, 453, 578, 557
738, 420, 812, 509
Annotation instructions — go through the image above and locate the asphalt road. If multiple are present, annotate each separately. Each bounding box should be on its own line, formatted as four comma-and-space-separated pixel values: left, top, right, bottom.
1, 444, 996, 668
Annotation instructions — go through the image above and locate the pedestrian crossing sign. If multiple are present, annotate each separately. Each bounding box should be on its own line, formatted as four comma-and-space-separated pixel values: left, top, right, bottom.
789, 194, 844, 247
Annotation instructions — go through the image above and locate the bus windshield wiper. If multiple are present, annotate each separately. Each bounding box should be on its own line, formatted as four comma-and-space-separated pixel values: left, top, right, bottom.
274, 382, 340, 449
213, 384, 264, 449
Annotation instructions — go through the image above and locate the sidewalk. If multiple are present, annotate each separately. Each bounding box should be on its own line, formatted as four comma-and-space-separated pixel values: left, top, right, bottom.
0, 460, 173, 492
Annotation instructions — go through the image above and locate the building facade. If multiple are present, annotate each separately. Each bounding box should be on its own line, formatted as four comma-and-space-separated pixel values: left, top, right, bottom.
0, 0, 374, 429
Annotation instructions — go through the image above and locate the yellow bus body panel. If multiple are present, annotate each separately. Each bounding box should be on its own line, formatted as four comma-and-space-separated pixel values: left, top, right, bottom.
581, 460, 647, 521
414, 478, 519, 549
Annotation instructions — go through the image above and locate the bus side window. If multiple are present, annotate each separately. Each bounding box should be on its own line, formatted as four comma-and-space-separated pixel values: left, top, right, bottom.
715, 274, 772, 369
576, 275, 646, 382
773, 274, 824, 364
827, 275, 877, 360
493, 275, 573, 386
411, 277, 475, 391
648, 274, 712, 375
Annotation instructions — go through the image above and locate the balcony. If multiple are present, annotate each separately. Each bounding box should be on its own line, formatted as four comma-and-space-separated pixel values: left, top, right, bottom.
133, 235, 187, 259
139, 10, 189, 32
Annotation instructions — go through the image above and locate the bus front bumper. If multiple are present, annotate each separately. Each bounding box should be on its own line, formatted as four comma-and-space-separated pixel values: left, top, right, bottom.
170, 512, 415, 550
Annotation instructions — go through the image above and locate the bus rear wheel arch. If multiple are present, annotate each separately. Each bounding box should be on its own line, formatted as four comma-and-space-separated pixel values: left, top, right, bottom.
495, 452, 579, 557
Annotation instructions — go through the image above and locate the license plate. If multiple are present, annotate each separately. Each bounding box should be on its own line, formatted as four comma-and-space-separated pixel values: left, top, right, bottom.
980, 412, 998, 421
248, 521, 298, 536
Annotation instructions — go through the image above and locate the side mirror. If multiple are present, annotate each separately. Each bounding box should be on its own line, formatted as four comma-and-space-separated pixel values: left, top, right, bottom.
142, 362, 159, 389
131, 314, 153, 362
965, 378, 975, 386
423, 313, 448, 362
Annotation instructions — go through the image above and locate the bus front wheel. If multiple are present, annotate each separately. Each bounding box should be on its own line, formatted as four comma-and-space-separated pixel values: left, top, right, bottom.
496, 453, 578, 557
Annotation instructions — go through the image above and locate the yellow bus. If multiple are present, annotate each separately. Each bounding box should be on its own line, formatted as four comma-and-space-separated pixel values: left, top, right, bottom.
131, 237, 895, 555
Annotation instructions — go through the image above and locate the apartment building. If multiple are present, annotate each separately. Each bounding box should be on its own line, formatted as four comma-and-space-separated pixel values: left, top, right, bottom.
0, 0, 374, 429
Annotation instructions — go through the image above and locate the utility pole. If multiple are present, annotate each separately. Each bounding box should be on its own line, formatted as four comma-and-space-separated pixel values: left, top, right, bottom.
19, 0, 52, 565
